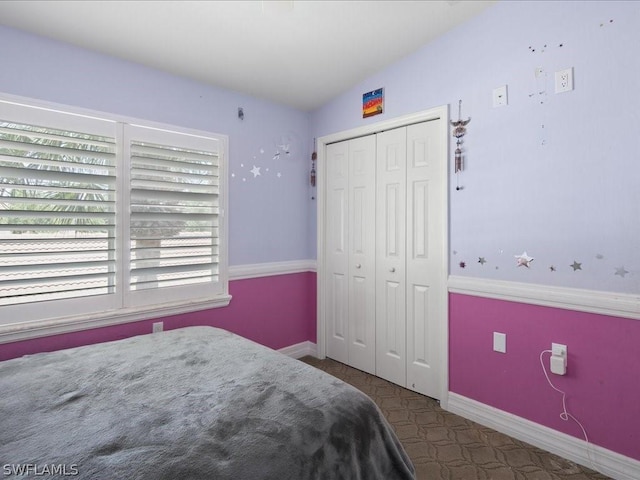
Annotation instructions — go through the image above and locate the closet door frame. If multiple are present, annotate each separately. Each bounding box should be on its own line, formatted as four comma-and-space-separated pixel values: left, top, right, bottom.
317, 104, 450, 406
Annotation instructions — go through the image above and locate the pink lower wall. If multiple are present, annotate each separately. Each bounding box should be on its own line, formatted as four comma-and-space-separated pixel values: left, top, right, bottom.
6, 277, 637, 462
0, 271, 317, 362
449, 292, 640, 461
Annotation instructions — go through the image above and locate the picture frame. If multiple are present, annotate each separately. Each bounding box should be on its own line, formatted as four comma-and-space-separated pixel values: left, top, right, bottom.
362, 88, 384, 118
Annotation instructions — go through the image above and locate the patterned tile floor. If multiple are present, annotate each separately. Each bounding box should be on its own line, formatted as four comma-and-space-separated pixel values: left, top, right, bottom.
300, 356, 611, 480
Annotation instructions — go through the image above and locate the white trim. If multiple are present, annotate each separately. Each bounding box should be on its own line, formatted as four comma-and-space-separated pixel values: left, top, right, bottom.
448, 275, 640, 320
229, 260, 316, 280
319, 109, 449, 145
278, 341, 317, 359
447, 392, 640, 480
316, 105, 450, 403
0, 295, 232, 345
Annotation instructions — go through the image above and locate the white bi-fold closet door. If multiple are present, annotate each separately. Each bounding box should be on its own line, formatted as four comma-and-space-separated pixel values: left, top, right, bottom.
323, 118, 446, 400
325, 135, 377, 375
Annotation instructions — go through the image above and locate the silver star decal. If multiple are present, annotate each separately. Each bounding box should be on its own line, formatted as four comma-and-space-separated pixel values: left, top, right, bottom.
570, 261, 582, 271
615, 266, 629, 278
515, 251, 534, 268
250, 165, 261, 177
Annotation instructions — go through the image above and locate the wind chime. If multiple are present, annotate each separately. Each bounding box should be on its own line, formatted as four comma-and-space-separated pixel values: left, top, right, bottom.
310, 138, 317, 199
450, 99, 470, 191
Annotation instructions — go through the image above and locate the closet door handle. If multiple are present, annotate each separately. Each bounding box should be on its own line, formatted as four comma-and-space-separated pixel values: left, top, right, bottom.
389, 267, 396, 273
355, 263, 361, 269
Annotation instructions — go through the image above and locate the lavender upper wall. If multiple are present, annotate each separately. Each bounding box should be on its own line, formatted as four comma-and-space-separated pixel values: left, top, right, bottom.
0, 26, 314, 266
310, 1, 639, 295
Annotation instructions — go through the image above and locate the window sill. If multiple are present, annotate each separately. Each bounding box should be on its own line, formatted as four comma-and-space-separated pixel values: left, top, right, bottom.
0, 294, 232, 345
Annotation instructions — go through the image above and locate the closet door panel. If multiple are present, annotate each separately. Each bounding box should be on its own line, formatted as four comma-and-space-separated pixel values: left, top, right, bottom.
375, 128, 407, 385
406, 120, 445, 398
407, 282, 432, 392
325, 141, 349, 364
347, 135, 376, 374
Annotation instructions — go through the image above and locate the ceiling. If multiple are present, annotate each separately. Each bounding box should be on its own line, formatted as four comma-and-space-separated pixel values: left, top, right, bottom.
0, 0, 496, 111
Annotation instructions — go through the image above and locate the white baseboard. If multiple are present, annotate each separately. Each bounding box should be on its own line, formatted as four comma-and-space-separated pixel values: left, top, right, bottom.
447, 392, 640, 480
278, 341, 317, 359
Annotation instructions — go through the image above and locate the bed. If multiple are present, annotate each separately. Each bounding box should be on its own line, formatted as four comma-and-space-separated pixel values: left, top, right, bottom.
0, 326, 415, 479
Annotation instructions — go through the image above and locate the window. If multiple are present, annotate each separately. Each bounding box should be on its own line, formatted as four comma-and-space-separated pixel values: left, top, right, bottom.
0, 97, 229, 333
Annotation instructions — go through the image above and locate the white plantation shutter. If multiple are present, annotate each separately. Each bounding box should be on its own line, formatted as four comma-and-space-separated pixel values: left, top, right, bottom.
0, 98, 229, 330
126, 125, 224, 306
0, 104, 118, 321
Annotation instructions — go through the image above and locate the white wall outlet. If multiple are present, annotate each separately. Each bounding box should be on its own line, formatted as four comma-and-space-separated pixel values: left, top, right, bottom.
552, 342, 567, 357
555, 68, 573, 93
152, 321, 163, 333
492, 85, 508, 107
493, 332, 507, 353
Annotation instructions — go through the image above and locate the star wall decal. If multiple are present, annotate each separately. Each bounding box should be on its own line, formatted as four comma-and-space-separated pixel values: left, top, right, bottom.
549, 265, 556, 272
478, 257, 487, 265
615, 266, 629, 278
570, 261, 582, 271
250, 165, 261, 177
459, 261, 466, 269
515, 251, 534, 268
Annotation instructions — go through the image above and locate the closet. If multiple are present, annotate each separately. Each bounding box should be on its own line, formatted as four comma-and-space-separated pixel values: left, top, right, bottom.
321, 117, 446, 400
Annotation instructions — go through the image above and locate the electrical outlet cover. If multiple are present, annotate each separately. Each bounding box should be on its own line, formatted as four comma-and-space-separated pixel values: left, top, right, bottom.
555, 68, 573, 93
552, 342, 567, 357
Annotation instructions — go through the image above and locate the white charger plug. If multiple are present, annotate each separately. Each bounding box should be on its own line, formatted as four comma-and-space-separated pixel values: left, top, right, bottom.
550, 343, 567, 375
550, 354, 566, 375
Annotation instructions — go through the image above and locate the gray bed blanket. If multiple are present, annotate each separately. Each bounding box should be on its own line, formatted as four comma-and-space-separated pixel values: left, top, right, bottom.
0, 326, 415, 479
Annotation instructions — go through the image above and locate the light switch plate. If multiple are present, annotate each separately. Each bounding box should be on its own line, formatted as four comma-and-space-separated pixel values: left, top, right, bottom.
493, 332, 507, 353
492, 85, 508, 107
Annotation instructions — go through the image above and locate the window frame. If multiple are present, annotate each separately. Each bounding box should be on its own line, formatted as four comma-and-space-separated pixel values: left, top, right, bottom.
0, 94, 230, 344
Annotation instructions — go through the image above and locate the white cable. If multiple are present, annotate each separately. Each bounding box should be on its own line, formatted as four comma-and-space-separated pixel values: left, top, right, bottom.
539, 349, 600, 473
